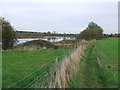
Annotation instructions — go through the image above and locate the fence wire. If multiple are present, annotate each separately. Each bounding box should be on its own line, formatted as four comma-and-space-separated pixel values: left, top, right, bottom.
5, 53, 68, 89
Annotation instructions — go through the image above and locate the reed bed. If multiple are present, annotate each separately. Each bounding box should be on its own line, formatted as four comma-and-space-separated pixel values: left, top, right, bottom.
47, 40, 92, 88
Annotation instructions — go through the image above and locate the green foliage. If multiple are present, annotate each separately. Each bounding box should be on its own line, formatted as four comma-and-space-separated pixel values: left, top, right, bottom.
80, 22, 103, 40
97, 38, 118, 63
69, 38, 118, 88
1, 18, 17, 50
2, 48, 70, 88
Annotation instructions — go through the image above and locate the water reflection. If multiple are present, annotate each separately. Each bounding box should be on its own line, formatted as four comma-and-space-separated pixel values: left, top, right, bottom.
17, 36, 76, 45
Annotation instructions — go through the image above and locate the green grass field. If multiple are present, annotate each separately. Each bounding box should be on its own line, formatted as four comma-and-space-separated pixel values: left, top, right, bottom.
69, 38, 118, 88
2, 38, 119, 88
97, 38, 118, 63
2, 48, 70, 88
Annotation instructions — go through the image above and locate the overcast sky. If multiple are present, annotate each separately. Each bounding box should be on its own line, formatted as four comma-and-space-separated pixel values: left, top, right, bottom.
0, 0, 119, 34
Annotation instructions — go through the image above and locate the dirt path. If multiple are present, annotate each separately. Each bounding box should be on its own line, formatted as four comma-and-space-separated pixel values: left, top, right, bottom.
82, 44, 101, 88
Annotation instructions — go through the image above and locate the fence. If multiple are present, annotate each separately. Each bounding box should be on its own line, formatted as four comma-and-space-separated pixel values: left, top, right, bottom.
28, 40, 90, 88
5, 51, 69, 89
4, 40, 90, 89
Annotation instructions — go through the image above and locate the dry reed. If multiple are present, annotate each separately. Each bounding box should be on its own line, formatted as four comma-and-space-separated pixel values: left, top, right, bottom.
47, 40, 93, 88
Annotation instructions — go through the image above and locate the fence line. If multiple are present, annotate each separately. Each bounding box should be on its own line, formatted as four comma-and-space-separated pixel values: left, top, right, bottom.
5, 41, 88, 88
21, 53, 69, 88
6, 59, 55, 88
23, 70, 48, 88
20, 40, 90, 88
6, 53, 68, 88
27, 41, 90, 88
30, 72, 48, 88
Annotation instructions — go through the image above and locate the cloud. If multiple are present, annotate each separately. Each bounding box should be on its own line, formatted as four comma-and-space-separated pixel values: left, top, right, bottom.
0, 1, 118, 34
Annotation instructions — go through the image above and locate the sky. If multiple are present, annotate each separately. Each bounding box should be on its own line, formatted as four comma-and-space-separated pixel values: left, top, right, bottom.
0, 0, 119, 34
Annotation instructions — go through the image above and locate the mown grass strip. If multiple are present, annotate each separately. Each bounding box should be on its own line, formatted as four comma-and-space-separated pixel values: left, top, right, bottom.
69, 38, 118, 88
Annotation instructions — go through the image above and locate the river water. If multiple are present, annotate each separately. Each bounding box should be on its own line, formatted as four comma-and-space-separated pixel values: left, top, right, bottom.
17, 36, 76, 45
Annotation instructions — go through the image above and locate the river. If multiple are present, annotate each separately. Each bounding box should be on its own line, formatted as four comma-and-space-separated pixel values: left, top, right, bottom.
17, 36, 76, 45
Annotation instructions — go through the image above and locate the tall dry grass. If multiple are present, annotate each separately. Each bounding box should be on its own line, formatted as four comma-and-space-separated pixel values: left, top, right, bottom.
46, 40, 93, 88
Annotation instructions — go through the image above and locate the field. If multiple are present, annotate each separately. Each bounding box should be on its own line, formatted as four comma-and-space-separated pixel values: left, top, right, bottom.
69, 38, 119, 88
2, 48, 70, 88
97, 38, 118, 63
2, 38, 119, 88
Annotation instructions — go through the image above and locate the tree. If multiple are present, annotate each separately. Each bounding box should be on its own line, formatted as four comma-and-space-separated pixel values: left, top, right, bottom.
1, 17, 17, 50
79, 22, 103, 40
47, 31, 51, 34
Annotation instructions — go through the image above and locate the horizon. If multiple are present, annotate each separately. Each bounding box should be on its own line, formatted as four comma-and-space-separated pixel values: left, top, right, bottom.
0, 0, 118, 34
15, 29, 119, 34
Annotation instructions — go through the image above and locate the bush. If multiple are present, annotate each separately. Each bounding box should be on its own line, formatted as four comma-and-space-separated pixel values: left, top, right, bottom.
79, 22, 103, 40
1, 17, 17, 50
15, 40, 58, 50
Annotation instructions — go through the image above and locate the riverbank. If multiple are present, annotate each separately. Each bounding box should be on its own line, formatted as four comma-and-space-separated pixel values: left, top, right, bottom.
14, 39, 77, 50
16, 36, 76, 45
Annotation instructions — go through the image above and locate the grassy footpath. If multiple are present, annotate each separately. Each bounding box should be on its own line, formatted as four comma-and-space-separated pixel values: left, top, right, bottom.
69, 38, 118, 88
2, 48, 70, 88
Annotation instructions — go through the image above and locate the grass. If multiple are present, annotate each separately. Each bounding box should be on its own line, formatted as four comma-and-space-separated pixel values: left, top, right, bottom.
69, 38, 118, 88
2, 38, 119, 88
2, 48, 70, 88
97, 38, 118, 63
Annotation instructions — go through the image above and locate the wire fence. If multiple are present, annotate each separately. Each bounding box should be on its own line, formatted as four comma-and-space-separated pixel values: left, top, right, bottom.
23, 70, 48, 88
28, 65, 56, 88
28, 44, 88, 88
4, 42, 84, 89
7, 39, 118, 88
5, 52, 69, 89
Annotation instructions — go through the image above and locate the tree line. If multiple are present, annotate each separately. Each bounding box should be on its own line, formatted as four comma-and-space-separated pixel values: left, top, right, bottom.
1, 17, 119, 50
16, 31, 78, 38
